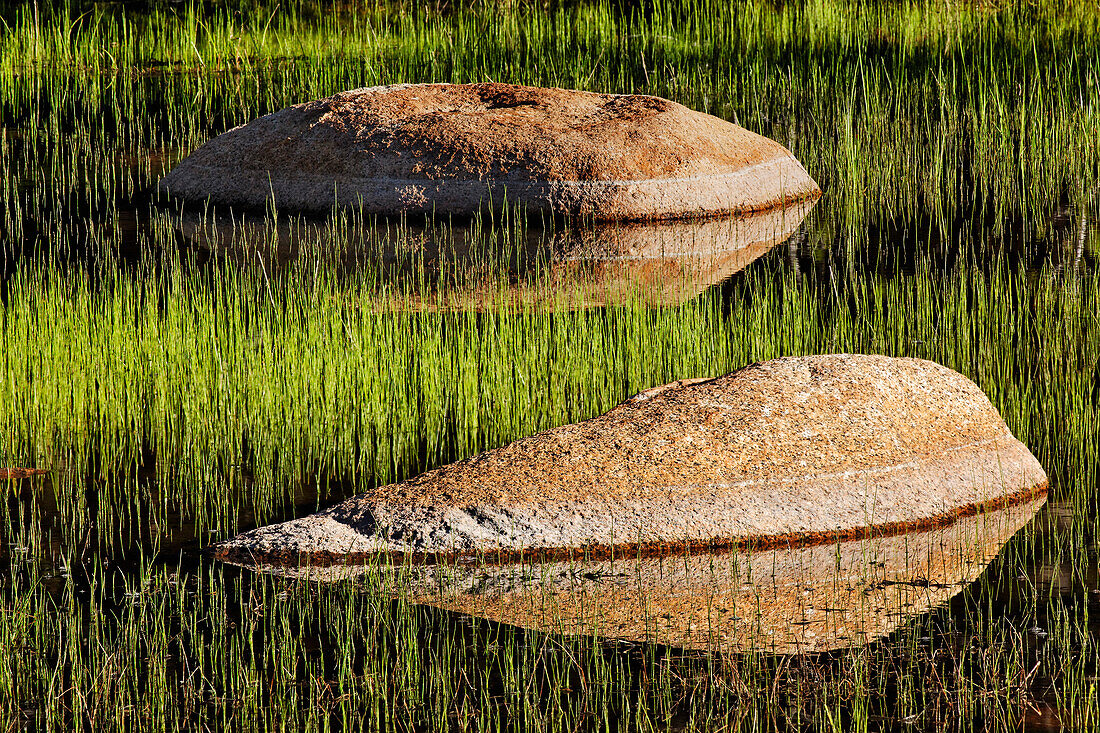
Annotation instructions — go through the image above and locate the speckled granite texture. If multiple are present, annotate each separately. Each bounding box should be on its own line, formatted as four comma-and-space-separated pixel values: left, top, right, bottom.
159, 82, 821, 220
216, 354, 1048, 565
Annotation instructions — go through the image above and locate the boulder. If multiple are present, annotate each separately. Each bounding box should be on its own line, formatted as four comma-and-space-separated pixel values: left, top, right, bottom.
160, 83, 821, 220
216, 354, 1047, 565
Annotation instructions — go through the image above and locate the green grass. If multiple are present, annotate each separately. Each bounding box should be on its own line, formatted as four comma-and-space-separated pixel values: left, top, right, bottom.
0, 0, 1097, 230
3, 209, 1099, 730
0, 0, 1098, 730
2, 218, 1098, 537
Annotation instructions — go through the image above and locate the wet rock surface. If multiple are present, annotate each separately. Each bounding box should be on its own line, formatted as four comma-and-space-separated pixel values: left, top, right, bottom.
160, 82, 821, 220
216, 354, 1048, 565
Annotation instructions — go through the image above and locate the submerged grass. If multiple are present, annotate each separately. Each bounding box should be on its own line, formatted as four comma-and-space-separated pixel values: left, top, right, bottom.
0, 0, 1098, 730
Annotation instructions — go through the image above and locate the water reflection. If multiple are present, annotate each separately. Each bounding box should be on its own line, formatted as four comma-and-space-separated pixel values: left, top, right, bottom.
238, 497, 1044, 655
178, 201, 816, 307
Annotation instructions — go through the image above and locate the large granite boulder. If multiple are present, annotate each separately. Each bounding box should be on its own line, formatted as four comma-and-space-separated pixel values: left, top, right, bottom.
160, 83, 820, 220
216, 354, 1047, 566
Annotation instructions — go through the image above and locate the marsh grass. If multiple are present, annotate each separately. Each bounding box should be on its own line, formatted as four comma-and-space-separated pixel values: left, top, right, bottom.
1, 0, 1098, 234
0, 0, 1099, 730
2, 206, 1098, 730
0, 511, 1093, 731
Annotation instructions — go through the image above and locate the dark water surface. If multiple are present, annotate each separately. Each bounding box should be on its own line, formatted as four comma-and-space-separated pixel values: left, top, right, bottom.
1, 28, 1099, 728
1, 197, 1097, 729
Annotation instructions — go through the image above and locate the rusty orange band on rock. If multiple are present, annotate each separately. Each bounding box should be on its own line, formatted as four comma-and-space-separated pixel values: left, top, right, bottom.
212, 481, 1048, 569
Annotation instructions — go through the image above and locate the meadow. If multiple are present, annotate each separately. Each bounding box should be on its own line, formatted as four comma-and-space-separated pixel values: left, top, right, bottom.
0, 0, 1098, 729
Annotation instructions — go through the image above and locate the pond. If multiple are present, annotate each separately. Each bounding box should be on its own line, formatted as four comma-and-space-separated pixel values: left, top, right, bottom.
0, 1, 1098, 731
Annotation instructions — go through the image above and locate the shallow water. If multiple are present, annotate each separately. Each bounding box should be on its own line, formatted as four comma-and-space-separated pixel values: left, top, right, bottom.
1, 200, 1098, 729
1, 24, 1099, 729
2, 467, 1095, 730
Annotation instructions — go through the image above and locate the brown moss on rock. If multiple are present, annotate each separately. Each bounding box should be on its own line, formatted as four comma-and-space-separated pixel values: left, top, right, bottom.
0, 467, 48, 479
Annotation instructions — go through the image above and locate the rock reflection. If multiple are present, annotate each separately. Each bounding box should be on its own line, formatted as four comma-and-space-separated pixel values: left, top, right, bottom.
177, 201, 815, 308
243, 497, 1043, 655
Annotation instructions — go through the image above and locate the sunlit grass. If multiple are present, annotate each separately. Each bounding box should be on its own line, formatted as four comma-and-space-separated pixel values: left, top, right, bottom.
0, 0, 1098, 730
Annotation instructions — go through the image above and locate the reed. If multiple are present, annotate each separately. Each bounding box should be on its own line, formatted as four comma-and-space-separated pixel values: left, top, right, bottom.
0, 0, 1098, 730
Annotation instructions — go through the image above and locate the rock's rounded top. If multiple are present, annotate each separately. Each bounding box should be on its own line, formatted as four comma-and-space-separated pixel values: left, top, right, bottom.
267, 83, 777, 182
378, 354, 1028, 506
159, 83, 821, 219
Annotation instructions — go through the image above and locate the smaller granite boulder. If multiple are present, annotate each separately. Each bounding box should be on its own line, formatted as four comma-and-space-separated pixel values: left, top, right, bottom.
160, 83, 821, 220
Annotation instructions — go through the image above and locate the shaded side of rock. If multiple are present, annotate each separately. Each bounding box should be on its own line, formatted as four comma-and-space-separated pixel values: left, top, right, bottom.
178, 200, 816, 309
236, 497, 1045, 654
